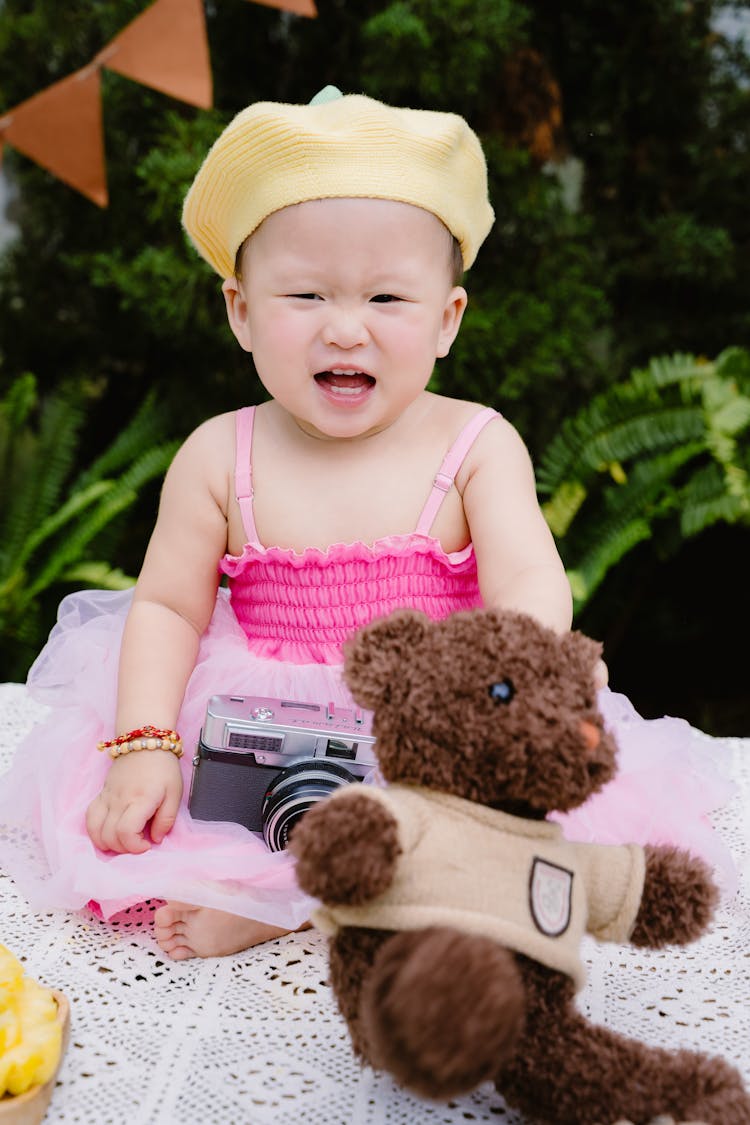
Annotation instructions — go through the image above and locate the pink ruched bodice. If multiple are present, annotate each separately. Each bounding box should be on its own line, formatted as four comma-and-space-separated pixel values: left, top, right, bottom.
218, 406, 499, 664
220, 535, 483, 664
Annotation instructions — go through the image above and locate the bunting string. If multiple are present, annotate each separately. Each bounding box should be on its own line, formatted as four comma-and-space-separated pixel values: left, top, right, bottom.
0, 0, 317, 207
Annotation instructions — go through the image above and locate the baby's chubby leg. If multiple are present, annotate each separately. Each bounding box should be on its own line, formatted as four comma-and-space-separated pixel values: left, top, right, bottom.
153, 902, 310, 959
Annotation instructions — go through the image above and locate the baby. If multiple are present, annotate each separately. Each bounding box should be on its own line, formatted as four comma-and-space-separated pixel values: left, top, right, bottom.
19, 88, 732, 968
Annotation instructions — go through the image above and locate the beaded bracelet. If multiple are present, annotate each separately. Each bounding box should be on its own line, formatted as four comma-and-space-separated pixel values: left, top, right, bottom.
97, 725, 183, 760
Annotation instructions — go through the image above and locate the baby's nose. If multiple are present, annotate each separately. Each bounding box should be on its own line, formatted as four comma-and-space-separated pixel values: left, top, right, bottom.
321, 305, 369, 348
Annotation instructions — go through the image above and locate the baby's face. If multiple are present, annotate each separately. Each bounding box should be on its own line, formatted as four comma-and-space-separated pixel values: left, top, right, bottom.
223, 198, 467, 441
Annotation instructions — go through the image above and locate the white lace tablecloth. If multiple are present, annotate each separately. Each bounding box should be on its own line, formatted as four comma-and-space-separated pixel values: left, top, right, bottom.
0, 682, 748, 1125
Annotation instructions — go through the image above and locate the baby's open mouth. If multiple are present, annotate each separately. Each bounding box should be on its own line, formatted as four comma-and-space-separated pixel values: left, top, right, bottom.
314, 370, 376, 395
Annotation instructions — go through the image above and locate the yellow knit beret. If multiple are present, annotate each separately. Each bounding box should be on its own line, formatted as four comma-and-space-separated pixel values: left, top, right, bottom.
182, 88, 495, 278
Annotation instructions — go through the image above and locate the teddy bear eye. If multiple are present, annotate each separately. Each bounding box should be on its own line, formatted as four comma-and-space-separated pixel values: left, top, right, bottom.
488, 678, 515, 704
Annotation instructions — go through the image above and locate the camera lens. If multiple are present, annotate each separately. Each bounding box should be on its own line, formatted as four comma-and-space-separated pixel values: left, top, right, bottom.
261, 759, 358, 852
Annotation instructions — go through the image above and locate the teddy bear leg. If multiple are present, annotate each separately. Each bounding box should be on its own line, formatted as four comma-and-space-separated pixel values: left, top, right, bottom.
358, 926, 526, 1100
495, 957, 750, 1125
327, 926, 391, 1061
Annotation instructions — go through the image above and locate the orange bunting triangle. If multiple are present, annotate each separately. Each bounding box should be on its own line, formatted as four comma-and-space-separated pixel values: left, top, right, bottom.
247, 0, 318, 16
0, 66, 107, 206
103, 0, 212, 110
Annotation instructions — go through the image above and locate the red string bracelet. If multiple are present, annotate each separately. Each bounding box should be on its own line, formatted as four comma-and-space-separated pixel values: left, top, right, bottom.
97, 725, 183, 760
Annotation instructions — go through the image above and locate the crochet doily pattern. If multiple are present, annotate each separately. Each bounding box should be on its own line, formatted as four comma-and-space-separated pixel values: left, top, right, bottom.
0, 682, 747, 1125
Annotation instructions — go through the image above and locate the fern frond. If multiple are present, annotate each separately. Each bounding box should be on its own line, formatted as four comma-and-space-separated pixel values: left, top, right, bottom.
701, 375, 750, 435
539, 386, 690, 491
0, 382, 176, 672
715, 346, 750, 390
542, 480, 587, 538
600, 444, 701, 517
2, 387, 86, 571
583, 405, 704, 471
538, 389, 704, 492
535, 350, 750, 498
0, 372, 38, 429
678, 462, 750, 536
68, 444, 177, 557
631, 352, 710, 392
0, 374, 38, 487
0, 567, 26, 620
4, 602, 42, 650
568, 518, 653, 610
73, 390, 170, 488
557, 445, 701, 570
0, 374, 38, 547
25, 490, 137, 601
62, 562, 136, 590
546, 350, 750, 614
723, 463, 750, 505
680, 492, 745, 537
110, 441, 179, 495
11, 481, 114, 573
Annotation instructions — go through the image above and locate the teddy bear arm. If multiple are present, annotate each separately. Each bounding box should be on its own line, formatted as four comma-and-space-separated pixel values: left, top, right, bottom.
290, 790, 402, 905
629, 844, 719, 948
575, 841, 644, 945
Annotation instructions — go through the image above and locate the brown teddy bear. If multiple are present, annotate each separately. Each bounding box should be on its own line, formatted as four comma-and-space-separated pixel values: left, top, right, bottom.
290, 608, 750, 1125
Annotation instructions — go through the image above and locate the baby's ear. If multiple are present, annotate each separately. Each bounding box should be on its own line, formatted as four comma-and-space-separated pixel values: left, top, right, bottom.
222, 275, 253, 352
343, 611, 431, 710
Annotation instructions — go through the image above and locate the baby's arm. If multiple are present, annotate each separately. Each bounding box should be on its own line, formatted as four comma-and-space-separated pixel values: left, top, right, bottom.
463, 417, 573, 633
85, 416, 233, 855
463, 420, 610, 684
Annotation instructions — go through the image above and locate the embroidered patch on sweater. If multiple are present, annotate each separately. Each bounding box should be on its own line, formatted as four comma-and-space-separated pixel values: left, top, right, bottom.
529, 857, 573, 937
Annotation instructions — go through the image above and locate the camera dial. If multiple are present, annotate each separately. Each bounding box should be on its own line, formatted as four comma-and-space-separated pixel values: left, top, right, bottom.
251, 706, 274, 721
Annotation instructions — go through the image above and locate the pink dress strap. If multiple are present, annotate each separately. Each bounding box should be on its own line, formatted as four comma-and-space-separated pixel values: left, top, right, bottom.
415, 407, 499, 535
234, 406, 261, 547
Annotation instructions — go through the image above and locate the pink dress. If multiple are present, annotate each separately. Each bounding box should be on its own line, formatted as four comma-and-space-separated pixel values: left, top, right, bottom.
0, 407, 736, 927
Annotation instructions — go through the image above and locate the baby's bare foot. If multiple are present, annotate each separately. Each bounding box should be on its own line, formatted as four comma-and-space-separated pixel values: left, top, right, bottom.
153, 901, 306, 959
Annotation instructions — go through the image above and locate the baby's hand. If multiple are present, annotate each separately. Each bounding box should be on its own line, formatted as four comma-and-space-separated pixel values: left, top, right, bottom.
85, 750, 184, 854
594, 657, 609, 690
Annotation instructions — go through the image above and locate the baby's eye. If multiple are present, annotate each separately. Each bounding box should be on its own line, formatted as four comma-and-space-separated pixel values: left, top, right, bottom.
370, 294, 400, 303
289, 293, 322, 300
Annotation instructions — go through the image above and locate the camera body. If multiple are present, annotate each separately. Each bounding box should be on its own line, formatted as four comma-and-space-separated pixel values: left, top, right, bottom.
188, 693, 377, 850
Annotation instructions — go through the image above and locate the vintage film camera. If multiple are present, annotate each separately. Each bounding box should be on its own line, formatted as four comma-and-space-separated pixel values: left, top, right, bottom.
188, 694, 377, 851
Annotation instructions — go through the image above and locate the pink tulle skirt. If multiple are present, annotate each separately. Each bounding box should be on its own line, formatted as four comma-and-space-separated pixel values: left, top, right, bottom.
0, 588, 737, 926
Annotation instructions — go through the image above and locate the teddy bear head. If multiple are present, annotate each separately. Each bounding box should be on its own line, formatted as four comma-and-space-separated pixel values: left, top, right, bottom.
342, 608, 616, 816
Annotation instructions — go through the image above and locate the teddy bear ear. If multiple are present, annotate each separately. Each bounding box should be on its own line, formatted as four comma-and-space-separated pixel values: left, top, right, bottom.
559, 628, 603, 677
342, 610, 431, 710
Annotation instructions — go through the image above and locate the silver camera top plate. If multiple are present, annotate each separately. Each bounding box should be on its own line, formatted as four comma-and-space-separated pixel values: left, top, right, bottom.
201, 693, 376, 770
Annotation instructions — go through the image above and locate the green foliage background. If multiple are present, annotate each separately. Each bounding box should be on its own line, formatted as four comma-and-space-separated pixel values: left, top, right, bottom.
1, 0, 749, 733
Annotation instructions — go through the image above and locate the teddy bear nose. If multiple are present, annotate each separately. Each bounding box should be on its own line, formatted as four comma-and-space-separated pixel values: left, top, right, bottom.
579, 720, 601, 751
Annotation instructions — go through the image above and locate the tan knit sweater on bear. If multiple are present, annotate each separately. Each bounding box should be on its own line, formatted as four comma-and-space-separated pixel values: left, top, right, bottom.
312, 785, 646, 990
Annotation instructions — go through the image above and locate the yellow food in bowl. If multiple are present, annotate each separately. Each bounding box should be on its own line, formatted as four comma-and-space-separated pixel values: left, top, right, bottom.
0, 944, 63, 1098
